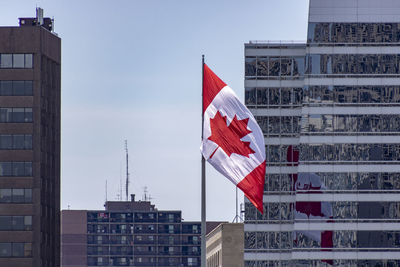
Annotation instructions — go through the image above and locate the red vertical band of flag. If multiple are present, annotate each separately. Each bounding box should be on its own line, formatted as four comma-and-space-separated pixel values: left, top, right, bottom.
201, 63, 266, 214
203, 64, 226, 111
237, 161, 266, 212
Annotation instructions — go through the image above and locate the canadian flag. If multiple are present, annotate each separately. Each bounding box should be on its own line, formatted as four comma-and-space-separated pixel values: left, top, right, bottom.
200, 64, 266, 213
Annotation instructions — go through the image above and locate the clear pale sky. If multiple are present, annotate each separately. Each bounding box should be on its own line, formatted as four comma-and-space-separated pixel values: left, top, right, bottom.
0, 0, 309, 221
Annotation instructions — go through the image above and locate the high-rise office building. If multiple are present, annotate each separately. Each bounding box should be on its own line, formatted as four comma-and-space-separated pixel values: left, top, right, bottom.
61, 195, 222, 267
0, 9, 61, 267
244, 0, 400, 266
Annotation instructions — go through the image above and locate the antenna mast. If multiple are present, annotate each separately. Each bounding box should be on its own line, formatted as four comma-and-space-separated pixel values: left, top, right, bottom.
125, 140, 129, 201
105, 180, 108, 203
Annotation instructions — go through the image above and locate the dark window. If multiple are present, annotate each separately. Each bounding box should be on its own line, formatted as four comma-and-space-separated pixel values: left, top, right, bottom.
0, 243, 11, 257
12, 135, 24, 149
0, 81, 12, 95
24, 108, 32, 122
245, 57, 256, 76
12, 108, 24, 122
12, 243, 23, 257
0, 217, 12, 230
0, 54, 33, 69
0, 135, 12, 149
0, 108, 33, 123
0, 242, 31, 257
13, 81, 25, 95
12, 54, 24, 68
0, 108, 12, 122
24, 54, 33, 68
0, 54, 12, 68
0, 189, 31, 203
0, 135, 32, 150
24, 81, 33, 95
0, 162, 32, 177
0, 189, 11, 203
0, 81, 33, 96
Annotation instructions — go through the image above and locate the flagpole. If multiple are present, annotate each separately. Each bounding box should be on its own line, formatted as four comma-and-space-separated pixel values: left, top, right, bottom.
235, 186, 238, 222
201, 54, 206, 267
232, 186, 239, 223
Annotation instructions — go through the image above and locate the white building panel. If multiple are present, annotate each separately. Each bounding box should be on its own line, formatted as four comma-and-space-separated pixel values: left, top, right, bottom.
302, 106, 400, 115
305, 77, 400, 86
298, 164, 400, 173
264, 166, 298, 174
291, 251, 400, 260
308, 46, 400, 55
244, 223, 294, 232
245, 251, 400, 261
244, 252, 292, 261
249, 108, 301, 117
264, 137, 299, 145
245, 47, 306, 57
295, 193, 400, 202
309, 0, 400, 22
245, 79, 304, 88
299, 135, 400, 144
293, 222, 400, 231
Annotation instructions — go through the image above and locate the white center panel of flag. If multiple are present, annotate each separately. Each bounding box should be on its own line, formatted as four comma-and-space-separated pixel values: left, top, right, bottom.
201, 85, 265, 184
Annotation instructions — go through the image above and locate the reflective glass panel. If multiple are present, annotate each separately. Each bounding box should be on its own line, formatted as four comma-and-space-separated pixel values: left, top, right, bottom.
12, 135, 25, 149
0, 54, 12, 68
24, 54, 33, 68
24, 108, 32, 122
0, 243, 11, 257
0, 81, 12, 95
13, 81, 25, 95
12, 54, 24, 68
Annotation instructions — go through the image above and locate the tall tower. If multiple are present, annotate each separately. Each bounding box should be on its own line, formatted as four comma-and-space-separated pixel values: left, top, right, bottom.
0, 8, 61, 267
244, 0, 400, 266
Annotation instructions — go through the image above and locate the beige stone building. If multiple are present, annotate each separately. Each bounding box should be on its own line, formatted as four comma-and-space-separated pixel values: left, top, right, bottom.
206, 223, 244, 267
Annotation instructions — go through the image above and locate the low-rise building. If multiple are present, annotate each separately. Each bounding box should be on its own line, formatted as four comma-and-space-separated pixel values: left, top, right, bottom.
206, 223, 244, 267
62, 195, 221, 267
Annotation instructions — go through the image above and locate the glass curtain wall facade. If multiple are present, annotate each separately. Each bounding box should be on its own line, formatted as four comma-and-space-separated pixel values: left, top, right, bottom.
244, 0, 400, 266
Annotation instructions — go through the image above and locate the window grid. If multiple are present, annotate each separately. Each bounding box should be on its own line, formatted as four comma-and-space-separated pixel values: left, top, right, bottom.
0, 162, 33, 177
0, 108, 33, 123
0, 81, 33, 96
0, 134, 32, 150
0, 54, 33, 69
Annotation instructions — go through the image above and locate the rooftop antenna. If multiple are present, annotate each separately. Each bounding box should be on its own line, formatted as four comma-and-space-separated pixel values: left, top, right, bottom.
120, 177, 122, 201
51, 16, 55, 32
105, 180, 108, 203
116, 171, 122, 201
143, 186, 153, 202
117, 161, 122, 200
143, 186, 148, 201
36, 7, 44, 25
125, 140, 130, 201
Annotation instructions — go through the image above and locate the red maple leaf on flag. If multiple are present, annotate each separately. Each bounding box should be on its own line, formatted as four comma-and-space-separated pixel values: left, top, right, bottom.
208, 111, 255, 159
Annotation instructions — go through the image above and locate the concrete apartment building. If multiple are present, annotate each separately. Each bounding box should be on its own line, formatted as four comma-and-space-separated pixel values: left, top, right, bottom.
244, 0, 400, 266
0, 8, 61, 267
206, 223, 244, 267
62, 195, 222, 267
